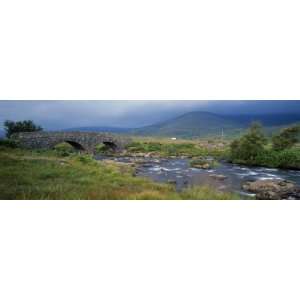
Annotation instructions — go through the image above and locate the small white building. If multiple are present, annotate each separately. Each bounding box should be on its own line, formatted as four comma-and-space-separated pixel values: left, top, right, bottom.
171, 137, 177, 140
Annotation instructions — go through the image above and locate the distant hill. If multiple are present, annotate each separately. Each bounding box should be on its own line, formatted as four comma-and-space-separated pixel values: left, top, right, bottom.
130, 112, 241, 138
61, 112, 300, 139
130, 112, 300, 138
63, 126, 133, 134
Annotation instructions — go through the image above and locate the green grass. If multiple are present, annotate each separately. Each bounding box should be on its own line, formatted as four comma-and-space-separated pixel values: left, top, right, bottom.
181, 185, 242, 200
126, 139, 228, 158
0, 146, 240, 200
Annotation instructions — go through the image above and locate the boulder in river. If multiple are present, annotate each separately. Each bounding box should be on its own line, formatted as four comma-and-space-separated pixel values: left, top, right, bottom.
193, 163, 211, 169
209, 174, 227, 180
142, 163, 154, 168
242, 179, 300, 200
190, 157, 218, 169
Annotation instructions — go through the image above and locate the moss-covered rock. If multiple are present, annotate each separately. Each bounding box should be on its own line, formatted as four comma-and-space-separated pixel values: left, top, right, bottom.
190, 157, 219, 169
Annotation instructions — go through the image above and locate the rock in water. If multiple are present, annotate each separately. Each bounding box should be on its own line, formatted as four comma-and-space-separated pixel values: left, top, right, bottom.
209, 174, 227, 180
190, 157, 218, 169
192, 162, 211, 169
242, 179, 300, 200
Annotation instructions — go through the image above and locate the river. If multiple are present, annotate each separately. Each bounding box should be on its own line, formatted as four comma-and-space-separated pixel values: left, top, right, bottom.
96, 156, 300, 197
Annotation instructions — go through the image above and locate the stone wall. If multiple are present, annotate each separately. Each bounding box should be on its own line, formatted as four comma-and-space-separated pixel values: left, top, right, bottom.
11, 131, 132, 153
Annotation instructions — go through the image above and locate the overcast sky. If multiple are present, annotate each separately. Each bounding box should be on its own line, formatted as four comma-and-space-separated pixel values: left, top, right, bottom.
0, 100, 300, 130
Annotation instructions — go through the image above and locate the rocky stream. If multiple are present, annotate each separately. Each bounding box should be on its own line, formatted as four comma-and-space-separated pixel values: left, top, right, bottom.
95, 155, 300, 199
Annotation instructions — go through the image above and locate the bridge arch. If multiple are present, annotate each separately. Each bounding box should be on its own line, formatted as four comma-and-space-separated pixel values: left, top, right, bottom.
64, 140, 86, 151
102, 141, 118, 151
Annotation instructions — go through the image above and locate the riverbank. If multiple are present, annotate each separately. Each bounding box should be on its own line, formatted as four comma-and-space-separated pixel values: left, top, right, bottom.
117, 138, 300, 171
0, 146, 241, 200
112, 138, 230, 159
230, 148, 300, 170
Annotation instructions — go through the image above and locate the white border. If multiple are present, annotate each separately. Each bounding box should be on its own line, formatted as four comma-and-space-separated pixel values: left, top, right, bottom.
1, 200, 300, 300
1, 0, 300, 100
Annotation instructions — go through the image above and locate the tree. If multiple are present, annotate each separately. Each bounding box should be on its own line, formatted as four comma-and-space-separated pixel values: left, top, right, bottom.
4, 120, 43, 138
230, 122, 267, 163
272, 125, 300, 151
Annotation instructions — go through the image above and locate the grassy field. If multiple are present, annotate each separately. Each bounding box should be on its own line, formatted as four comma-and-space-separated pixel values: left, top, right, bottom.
0, 145, 240, 200
124, 137, 229, 158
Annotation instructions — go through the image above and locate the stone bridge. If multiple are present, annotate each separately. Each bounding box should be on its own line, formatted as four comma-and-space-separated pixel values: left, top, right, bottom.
11, 131, 132, 153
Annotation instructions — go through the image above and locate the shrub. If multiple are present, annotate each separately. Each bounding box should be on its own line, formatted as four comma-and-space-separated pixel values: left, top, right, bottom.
247, 148, 300, 169
277, 149, 300, 169
255, 149, 279, 167
54, 143, 75, 157
230, 122, 267, 164
272, 125, 300, 151
0, 139, 18, 148
4, 120, 43, 138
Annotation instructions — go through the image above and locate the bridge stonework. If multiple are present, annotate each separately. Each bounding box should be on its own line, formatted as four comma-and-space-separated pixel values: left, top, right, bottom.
11, 131, 132, 153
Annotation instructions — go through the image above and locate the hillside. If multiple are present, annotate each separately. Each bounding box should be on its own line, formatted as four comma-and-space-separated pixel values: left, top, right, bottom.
130, 112, 300, 138
130, 112, 241, 138
60, 112, 300, 139
63, 126, 133, 134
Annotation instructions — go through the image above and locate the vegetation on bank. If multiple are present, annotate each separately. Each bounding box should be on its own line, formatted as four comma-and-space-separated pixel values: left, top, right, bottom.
0, 146, 239, 200
181, 185, 241, 200
125, 139, 228, 158
230, 123, 300, 169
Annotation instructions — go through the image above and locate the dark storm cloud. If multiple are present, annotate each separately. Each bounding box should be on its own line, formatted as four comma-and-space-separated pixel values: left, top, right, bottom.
0, 100, 300, 130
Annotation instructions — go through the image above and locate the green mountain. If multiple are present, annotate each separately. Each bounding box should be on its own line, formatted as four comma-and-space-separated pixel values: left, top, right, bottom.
59, 112, 300, 139
64, 126, 133, 133
130, 111, 300, 139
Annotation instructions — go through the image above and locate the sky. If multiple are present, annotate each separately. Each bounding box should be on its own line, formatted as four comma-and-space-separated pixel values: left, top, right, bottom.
0, 100, 300, 130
